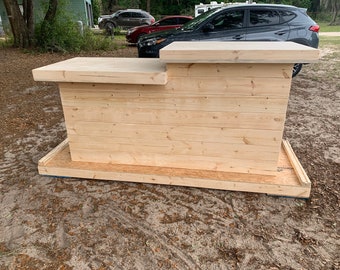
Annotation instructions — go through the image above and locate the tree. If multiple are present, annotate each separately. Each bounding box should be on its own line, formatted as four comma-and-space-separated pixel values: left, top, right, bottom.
321, 0, 339, 25
3, 0, 32, 47
3, 0, 59, 48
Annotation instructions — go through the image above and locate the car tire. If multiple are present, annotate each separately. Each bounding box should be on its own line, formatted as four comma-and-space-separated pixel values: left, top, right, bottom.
292, 63, 303, 77
105, 22, 115, 36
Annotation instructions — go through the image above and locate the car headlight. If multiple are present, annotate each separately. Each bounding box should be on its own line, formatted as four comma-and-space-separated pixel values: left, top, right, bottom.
98, 17, 103, 24
127, 28, 136, 35
140, 38, 166, 47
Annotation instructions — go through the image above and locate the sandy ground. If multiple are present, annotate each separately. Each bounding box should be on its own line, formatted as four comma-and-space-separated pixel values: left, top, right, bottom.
0, 41, 339, 269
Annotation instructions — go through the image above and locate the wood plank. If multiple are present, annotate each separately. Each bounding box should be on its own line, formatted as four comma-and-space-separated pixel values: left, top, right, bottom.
59, 77, 291, 98
282, 140, 311, 187
160, 41, 320, 63
69, 148, 278, 174
32, 57, 168, 85
38, 139, 311, 198
62, 107, 286, 131
69, 140, 279, 160
166, 77, 291, 98
166, 63, 293, 80
65, 122, 283, 145
60, 90, 289, 113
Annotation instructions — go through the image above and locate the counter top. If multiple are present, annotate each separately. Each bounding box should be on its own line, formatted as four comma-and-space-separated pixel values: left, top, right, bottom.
160, 41, 320, 63
32, 57, 168, 85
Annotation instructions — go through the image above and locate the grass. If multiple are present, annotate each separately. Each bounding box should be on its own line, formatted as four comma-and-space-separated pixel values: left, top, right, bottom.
319, 36, 340, 47
318, 22, 340, 32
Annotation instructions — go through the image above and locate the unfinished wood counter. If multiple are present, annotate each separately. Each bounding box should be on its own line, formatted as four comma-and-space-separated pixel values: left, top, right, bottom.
33, 42, 319, 198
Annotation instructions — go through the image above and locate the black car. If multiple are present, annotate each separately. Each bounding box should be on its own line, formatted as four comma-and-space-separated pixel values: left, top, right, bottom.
138, 4, 319, 77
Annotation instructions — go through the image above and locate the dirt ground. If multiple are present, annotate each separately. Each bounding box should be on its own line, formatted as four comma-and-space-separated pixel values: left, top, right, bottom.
0, 40, 339, 270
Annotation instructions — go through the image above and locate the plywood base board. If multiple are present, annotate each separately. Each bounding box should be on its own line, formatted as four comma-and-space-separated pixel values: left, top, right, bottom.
38, 139, 311, 198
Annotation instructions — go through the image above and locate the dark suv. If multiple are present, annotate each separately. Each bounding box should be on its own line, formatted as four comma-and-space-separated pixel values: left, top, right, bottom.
138, 4, 319, 76
98, 9, 155, 31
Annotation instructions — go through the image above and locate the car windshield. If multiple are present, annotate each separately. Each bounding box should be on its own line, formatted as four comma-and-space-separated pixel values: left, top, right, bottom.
181, 8, 220, 31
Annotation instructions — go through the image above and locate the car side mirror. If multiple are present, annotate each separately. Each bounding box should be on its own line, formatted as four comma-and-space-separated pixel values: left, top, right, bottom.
202, 23, 214, 32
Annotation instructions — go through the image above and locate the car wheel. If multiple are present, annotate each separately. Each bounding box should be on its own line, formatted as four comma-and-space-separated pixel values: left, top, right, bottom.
292, 63, 303, 77
105, 22, 115, 36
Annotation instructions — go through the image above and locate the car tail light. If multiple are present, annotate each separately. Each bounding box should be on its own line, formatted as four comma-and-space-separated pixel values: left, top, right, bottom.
309, 25, 320, 33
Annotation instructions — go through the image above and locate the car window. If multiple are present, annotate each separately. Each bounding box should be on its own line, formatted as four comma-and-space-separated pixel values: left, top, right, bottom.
182, 8, 219, 31
178, 18, 191, 24
131, 12, 144, 18
211, 10, 244, 30
159, 18, 178, 26
279, 10, 296, 23
249, 10, 280, 26
120, 12, 131, 18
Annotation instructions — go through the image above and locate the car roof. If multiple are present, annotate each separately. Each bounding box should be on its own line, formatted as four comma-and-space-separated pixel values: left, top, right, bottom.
220, 3, 298, 9
161, 15, 193, 19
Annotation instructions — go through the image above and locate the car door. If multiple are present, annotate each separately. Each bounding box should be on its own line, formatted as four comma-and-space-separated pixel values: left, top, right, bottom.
151, 17, 179, 33
130, 12, 146, 27
116, 11, 132, 28
245, 8, 290, 42
190, 9, 246, 41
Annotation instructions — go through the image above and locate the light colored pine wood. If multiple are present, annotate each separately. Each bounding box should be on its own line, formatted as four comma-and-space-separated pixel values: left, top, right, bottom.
69, 148, 278, 174
59, 76, 291, 98
69, 140, 279, 160
160, 41, 320, 63
60, 89, 288, 113
166, 63, 293, 80
64, 122, 283, 146
38, 139, 311, 198
62, 106, 286, 131
33, 42, 318, 182
282, 140, 311, 187
32, 57, 168, 85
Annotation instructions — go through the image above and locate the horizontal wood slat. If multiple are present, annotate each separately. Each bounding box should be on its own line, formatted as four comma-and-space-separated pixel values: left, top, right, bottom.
62, 107, 286, 131
59, 75, 291, 98
69, 148, 278, 174
60, 90, 288, 114
166, 63, 293, 79
65, 123, 282, 146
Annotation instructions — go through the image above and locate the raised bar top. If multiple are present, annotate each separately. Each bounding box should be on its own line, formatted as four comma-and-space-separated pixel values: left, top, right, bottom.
160, 41, 320, 63
32, 57, 168, 85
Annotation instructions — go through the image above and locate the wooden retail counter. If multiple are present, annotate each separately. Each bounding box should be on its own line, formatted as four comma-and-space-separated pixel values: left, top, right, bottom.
33, 41, 319, 198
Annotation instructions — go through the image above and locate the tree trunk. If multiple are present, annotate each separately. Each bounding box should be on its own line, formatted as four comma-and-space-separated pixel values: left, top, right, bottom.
23, 0, 34, 38
146, 0, 150, 13
3, 0, 32, 47
38, 0, 59, 49
321, 0, 340, 25
43, 0, 58, 22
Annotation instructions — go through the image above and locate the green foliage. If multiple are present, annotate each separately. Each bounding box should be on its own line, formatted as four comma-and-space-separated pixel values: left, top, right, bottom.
81, 28, 118, 51
92, 0, 101, 25
35, 16, 83, 52
0, 36, 14, 48
34, 1, 117, 52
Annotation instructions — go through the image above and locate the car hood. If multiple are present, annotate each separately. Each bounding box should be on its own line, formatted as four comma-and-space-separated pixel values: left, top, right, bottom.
99, 14, 113, 19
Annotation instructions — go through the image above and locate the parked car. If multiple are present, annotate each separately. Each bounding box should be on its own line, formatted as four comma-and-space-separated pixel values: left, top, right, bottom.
137, 4, 320, 77
126, 15, 193, 43
98, 9, 155, 31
